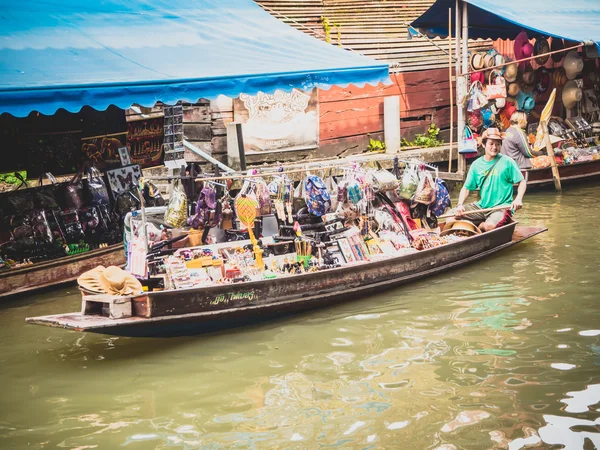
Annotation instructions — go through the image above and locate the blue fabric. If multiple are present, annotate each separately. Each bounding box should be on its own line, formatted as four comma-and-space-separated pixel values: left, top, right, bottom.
0, 0, 390, 117
411, 0, 600, 51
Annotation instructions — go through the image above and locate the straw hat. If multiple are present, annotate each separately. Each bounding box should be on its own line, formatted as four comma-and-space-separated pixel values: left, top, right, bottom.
481, 127, 505, 143
553, 67, 568, 89
440, 220, 482, 237
514, 31, 534, 66
533, 37, 550, 65
562, 80, 582, 109
563, 51, 584, 80
77, 265, 143, 296
470, 52, 486, 71
504, 63, 518, 83
507, 82, 521, 97
550, 37, 565, 63
520, 64, 536, 91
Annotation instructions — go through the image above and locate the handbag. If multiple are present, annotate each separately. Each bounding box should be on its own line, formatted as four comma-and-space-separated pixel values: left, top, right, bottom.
459, 126, 479, 154
164, 179, 188, 228
397, 164, 419, 200
84, 166, 110, 205
467, 80, 488, 112
413, 171, 437, 205
370, 169, 399, 192
64, 170, 85, 210
484, 70, 507, 100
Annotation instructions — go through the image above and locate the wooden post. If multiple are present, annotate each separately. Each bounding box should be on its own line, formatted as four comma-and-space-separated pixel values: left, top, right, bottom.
448, 8, 453, 173
541, 120, 562, 191
384, 95, 401, 153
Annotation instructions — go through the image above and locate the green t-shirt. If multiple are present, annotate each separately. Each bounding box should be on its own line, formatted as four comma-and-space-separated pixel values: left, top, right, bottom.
464, 155, 524, 209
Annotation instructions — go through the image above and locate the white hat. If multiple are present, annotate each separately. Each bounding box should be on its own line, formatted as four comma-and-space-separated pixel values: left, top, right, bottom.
564, 51, 584, 80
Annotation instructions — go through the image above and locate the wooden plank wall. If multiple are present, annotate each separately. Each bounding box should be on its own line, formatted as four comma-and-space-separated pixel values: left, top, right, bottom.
319, 68, 455, 156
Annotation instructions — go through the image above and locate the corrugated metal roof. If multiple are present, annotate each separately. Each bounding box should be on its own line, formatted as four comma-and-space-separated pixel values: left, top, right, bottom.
257, 0, 491, 72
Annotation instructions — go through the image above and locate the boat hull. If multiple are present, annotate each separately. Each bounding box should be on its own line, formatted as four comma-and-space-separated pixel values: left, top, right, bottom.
525, 159, 600, 188
0, 244, 125, 299
26, 224, 547, 337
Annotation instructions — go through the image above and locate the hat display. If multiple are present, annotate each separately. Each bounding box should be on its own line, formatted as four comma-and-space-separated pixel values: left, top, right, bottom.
563, 51, 584, 80
533, 37, 550, 65
562, 80, 582, 109
516, 90, 536, 112
504, 62, 518, 83
481, 127, 504, 142
514, 31, 534, 66
535, 67, 551, 94
553, 67, 568, 89
507, 82, 521, 97
520, 64, 536, 90
77, 265, 143, 296
470, 52, 485, 71
550, 37, 565, 63
483, 52, 505, 69
440, 220, 482, 237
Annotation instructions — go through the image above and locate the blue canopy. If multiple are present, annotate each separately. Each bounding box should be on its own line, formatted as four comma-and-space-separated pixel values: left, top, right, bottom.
411, 0, 600, 50
0, 0, 390, 117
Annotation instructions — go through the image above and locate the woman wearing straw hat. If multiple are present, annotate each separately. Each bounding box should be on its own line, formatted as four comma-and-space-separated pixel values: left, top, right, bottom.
501, 110, 544, 169
446, 128, 526, 232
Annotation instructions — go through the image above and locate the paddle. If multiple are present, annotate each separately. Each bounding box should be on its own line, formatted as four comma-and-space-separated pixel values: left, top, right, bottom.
438, 205, 510, 220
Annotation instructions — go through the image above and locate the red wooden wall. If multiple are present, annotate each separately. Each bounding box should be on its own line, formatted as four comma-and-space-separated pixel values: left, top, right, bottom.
318, 68, 454, 153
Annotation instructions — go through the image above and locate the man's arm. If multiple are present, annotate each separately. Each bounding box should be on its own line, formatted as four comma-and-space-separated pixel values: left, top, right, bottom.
454, 186, 471, 216
512, 178, 527, 211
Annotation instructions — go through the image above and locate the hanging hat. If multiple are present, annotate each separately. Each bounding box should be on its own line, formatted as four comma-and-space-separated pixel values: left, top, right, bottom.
470, 52, 485, 71
504, 62, 518, 83
562, 80, 582, 109
440, 219, 482, 237
77, 265, 143, 296
516, 90, 536, 112
507, 82, 521, 97
552, 67, 568, 89
533, 37, 550, 65
563, 51, 584, 80
550, 37, 565, 63
470, 71, 485, 84
520, 64, 536, 91
483, 52, 504, 69
514, 31, 534, 66
535, 67, 551, 94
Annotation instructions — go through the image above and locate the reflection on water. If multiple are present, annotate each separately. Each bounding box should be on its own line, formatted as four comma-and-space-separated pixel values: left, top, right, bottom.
1, 185, 600, 449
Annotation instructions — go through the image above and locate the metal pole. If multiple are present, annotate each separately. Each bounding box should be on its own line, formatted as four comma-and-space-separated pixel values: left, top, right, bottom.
448, 7, 453, 173
183, 140, 234, 173
458, 0, 468, 175
235, 123, 247, 171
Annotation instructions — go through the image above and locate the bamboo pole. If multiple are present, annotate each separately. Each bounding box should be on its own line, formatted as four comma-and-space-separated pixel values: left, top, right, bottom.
541, 120, 562, 191
448, 7, 453, 173
438, 205, 509, 219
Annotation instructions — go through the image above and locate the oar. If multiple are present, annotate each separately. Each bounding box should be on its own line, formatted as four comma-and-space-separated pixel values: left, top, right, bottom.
438, 205, 510, 220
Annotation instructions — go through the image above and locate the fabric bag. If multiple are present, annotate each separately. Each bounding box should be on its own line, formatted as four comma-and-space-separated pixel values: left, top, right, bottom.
164, 179, 188, 228
304, 175, 331, 217
398, 164, 419, 200
64, 171, 85, 210
429, 179, 451, 217
484, 70, 507, 99
467, 80, 488, 112
459, 126, 479, 154
370, 169, 399, 192
324, 174, 338, 211
413, 171, 437, 205
255, 178, 272, 216
84, 166, 110, 205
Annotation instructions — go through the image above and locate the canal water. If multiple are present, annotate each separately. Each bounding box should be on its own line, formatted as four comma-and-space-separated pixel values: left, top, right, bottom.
1, 185, 600, 450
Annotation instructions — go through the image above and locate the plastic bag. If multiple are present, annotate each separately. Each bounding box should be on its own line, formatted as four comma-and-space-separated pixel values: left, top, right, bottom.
325, 175, 338, 211
164, 179, 188, 228
413, 171, 437, 205
370, 169, 399, 192
304, 175, 331, 217
65, 171, 84, 210
255, 178, 272, 216
60, 210, 85, 244
30, 209, 54, 244
398, 165, 419, 200
35, 173, 59, 209
85, 166, 110, 205
143, 181, 165, 207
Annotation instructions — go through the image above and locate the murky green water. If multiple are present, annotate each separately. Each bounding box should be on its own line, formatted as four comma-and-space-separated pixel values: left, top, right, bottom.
1, 185, 600, 449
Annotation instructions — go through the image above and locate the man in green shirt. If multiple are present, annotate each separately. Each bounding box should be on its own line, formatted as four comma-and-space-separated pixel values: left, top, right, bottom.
446, 128, 526, 232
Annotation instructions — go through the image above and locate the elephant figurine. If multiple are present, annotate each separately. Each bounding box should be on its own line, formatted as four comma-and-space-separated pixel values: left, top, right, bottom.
101, 137, 123, 160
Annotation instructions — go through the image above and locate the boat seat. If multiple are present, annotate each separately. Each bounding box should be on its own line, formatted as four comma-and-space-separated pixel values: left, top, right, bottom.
81, 294, 132, 319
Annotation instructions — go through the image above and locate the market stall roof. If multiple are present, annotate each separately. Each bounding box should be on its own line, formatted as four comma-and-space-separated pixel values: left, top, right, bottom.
0, 0, 390, 117
410, 0, 600, 50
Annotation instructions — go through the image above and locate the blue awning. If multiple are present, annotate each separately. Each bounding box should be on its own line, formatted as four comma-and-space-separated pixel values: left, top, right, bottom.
410, 0, 600, 50
0, 0, 390, 117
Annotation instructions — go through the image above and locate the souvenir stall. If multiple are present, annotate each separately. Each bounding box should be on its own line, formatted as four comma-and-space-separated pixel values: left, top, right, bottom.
117, 157, 492, 293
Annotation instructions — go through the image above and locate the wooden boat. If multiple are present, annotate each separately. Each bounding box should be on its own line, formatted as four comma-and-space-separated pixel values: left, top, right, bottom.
524, 159, 600, 188
0, 243, 125, 299
26, 223, 546, 337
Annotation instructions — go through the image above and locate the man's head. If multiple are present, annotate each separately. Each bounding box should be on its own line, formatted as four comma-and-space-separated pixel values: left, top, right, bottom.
481, 128, 504, 159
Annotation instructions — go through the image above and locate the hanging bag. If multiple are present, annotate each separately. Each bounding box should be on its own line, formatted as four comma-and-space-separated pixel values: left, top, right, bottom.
484, 70, 507, 100
413, 171, 437, 205
164, 179, 188, 228
467, 80, 488, 112
370, 169, 399, 192
304, 175, 331, 217
429, 179, 451, 217
64, 170, 85, 210
398, 164, 419, 200
459, 126, 479, 154
324, 173, 339, 211
255, 178, 272, 216
84, 166, 110, 205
